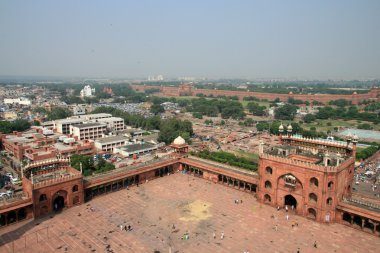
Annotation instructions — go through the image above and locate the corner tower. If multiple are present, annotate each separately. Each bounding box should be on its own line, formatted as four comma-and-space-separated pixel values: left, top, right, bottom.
258, 125, 356, 223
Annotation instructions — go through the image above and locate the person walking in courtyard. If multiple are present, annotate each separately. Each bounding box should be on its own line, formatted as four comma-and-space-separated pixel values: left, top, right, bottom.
291, 205, 294, 211
120, 224, 123, 231
285, 205, 288, 212
213, 231, 216, 239
221, 231, 224, 240
286, 214, 289, 221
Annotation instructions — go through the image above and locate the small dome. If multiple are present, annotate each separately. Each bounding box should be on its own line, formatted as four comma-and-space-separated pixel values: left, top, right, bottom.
287, 124, 293, 130
346, 133, 353, 140
279, 124, 284, 130
352, 134, 359, 142
173, 136, 186, 145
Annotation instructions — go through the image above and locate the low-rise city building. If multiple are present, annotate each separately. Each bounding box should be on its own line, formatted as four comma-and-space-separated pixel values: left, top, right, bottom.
4, 98, 31, 106
94, 136, 130, 152
95, 117, 125, 131
70, 123, 107, 141
113, 142, 164, 157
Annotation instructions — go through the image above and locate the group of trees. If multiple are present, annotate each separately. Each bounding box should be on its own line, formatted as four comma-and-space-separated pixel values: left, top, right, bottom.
356, 145, 380, 160
363, 102, 380, 112
190, 150, 258, 171
328, 99, 352, 107
246, 102, 266, 116
70, 154, 115, 177
255, 121, 327, 139
157, 118, 193, 144
274, 104, 298, 120
186, 98, 245, 120
315, 106, 380, 123
0, 119, 30, 134
33, 107, 72, 121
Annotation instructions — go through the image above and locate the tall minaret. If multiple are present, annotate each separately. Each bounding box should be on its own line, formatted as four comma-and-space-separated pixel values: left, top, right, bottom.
278, 123, 284, 144
287, 124, 293, 138
352, 134, 358, 158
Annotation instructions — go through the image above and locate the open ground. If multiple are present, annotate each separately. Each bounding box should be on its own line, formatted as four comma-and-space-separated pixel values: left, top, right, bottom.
0, 173, 379, 253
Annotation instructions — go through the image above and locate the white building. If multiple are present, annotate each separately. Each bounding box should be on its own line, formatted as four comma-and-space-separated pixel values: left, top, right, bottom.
4, 98, 31, 106
80, 85, 95, 97
70, 123, 107, 140
113, 142, 164, 157
94, 136, 131, 152
96, 117, 125, 131
54, 118, 84, 134
53, 113, 124, 135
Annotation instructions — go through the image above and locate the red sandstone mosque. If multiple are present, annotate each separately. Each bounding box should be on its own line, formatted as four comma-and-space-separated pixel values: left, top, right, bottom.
0, 131, 379, 236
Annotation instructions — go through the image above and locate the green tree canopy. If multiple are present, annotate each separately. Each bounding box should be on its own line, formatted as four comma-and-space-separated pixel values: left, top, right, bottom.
274, 104, 298, 120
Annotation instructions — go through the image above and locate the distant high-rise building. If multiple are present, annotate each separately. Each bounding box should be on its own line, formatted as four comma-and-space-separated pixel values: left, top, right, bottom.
148, 75, 164, 81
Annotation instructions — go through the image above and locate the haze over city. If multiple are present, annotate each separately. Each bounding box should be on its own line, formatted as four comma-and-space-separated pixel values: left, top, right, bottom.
1, 0, 380, 80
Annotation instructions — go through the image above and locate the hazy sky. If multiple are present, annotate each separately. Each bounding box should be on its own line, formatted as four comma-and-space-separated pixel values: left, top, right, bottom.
0, 0, 379, 79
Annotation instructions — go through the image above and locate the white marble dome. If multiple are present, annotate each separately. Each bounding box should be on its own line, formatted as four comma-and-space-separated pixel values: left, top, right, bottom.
173, 136, 186, 145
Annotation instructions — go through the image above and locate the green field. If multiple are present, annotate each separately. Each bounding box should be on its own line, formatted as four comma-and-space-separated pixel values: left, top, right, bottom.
231, 149, 260, 162
176, 96, 199, 100
299, 119, 380, 132
240, 100, 271, 108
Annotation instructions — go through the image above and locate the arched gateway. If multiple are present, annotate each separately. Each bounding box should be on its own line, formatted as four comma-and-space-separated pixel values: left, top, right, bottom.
53, 190, 68, 211
284, 194, 297, 209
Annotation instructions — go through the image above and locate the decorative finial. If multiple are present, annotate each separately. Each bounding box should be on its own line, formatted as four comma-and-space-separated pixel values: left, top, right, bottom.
352, 134, 359, 144
346, 132, 353, 142
278, 123, 284, 133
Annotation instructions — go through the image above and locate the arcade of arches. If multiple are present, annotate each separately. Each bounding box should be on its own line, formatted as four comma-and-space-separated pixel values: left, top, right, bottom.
342, 212, 380, 235
85, 165, 175, 201
182, 163, 258, 193
0, 207, 29, 228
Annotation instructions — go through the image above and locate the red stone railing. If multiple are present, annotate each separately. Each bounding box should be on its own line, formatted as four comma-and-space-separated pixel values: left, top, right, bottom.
32, 173, 82, 189
343, 197, 380, 211
185, 156, 258, 177
0, 192, 31, 210
260, 153, 338, 172
282, 135, 352, 149
84, 156, 180, 187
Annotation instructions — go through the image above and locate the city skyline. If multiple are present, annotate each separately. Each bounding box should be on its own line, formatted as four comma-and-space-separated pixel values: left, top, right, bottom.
0, 0, 379, 80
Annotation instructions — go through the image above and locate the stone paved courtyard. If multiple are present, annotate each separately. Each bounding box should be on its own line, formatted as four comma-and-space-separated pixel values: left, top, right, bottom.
0, 173, 379, 253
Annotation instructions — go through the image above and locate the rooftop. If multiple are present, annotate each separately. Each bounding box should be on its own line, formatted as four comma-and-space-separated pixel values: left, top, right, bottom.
32, 168, 77, 184
95, 135, 129, 144
73, 123, 107, 129
96, 117, 124, 122
75, 113, 112, 118
55, 118, 84, 124
118, 143, 156, 152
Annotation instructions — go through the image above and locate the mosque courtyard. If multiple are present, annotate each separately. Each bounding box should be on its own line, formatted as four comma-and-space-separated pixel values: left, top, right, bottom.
0, 172, 379, 253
